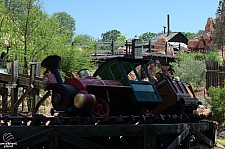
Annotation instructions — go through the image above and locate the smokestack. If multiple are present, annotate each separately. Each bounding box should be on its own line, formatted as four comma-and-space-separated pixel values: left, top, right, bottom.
167, 14, 170, 36
163, 26, 166, 34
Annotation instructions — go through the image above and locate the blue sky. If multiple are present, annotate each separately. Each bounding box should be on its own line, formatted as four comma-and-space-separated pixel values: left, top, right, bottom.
44, 0, 219, 39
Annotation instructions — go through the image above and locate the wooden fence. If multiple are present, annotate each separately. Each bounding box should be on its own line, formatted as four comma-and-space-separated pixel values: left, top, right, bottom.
73, 39, 190, 58
206, 61, 225, 90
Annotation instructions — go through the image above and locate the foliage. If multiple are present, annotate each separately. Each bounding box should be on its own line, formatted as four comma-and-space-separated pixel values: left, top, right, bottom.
213, 0, 225, 49
181, 32, 199, 40
170, 57, 206, 89
2, 0, 69, 74
52, 12, 76, 42
205, 51, 223, 64
116, 34, 127, 43
73, 34, 94, 44
217, 139, 225, 146
139, 32, 157, 41
60, 46, 96, 79
208, 85, 225, 123
101, 29, 122, 42
171, 51, 222, 89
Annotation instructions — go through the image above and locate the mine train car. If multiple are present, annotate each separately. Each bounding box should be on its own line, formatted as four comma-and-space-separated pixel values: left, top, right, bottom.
41, 55, 201, 117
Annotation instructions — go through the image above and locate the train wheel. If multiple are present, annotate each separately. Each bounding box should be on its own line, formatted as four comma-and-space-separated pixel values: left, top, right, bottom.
89, 97, 110, 116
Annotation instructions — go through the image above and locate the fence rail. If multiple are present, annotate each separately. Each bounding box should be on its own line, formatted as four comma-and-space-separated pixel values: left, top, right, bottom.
73, 40, 190, 57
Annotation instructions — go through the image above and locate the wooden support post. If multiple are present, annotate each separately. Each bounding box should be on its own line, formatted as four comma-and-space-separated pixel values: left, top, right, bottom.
11, 86, 18, 116
132, 39, 143, 59
111, 40, 114, 55
5, 61, 19, 116
125, 40, 128, 56
54, 126, 59, 149
149, 40, 152, 53
29, 62, 41, 116
14, 84, 34, 108
34, 90, 51, 114
1, 83, 8, 114
144, 126, 157, 149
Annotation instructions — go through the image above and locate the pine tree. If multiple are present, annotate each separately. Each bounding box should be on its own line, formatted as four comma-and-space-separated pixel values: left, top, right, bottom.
213, 0, 225, 59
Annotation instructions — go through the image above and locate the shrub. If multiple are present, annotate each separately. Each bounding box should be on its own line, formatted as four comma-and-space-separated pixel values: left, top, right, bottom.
170, 57, 206, 89
208, 85, 225, 123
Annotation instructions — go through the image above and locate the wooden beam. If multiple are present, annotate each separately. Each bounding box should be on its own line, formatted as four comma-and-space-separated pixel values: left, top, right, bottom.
167, 127, 189, 149
16, 128, 54, 148
192, 130, 214, 147
59, 129, 108, 149
34, 90, 51, 114
14, 84, 33, 108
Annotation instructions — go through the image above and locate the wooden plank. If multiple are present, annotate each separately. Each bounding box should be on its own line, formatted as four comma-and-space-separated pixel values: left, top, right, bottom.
35, 91, 51, 113
59, 129, 108, 149
144, 126, 157, 149
58, 125, 144, 137
14, 84, 33, 108
189, 121, 209, 131
192, 130, 214, 147
0, 73, 11, 82
167, 127, 189, 149
0, 126, 54, 138
15, 128, 54, 148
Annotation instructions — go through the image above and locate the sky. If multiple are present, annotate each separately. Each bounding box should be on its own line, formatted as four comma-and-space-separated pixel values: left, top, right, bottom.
43, 0, 219, 39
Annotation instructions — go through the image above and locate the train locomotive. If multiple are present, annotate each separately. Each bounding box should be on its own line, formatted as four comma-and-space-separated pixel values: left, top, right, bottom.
41, 55, 202, 118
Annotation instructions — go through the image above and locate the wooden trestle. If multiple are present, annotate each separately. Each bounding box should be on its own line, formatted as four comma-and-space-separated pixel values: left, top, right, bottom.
0, 61, 217, 149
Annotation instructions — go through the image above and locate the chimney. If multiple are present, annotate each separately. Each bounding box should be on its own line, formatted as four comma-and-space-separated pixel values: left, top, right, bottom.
163, 26, 166, 34
167, 14, 170, 36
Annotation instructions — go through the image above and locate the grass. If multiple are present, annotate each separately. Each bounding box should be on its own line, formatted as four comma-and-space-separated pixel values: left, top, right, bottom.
217, 139, 225, 146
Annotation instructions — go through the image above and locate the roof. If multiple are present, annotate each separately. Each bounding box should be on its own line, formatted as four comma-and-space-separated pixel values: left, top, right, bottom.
151, 32, 189, 45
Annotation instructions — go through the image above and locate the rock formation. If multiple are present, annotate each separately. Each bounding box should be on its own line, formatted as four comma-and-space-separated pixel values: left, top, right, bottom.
188, 17, 215, 51
154, 36, 174, 55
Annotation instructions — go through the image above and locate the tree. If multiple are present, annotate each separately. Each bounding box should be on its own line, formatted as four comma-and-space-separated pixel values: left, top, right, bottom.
139, 32, 157, 41
182, 32, 198, 40
60, 46, 95, 78
197, 30, 204, 35
170, 52, 206, 89
213, 0, 225, 52
73, 34, 94, 44
52, 12, 76, 42
101, 29, 121, 42
3, 0, 69, 74
208, 85, 225, 123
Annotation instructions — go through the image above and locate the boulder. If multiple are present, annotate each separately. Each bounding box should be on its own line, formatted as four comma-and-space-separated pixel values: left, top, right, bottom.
187, 17, 215, 50
154, 36, 168, 54
187, 37, 200, 50
204, 17, 215, 33
203, 32, 212, 44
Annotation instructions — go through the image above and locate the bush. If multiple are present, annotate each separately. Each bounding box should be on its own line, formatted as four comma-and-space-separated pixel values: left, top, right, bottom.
208, 85, 225, 123
170, 57, 206, 89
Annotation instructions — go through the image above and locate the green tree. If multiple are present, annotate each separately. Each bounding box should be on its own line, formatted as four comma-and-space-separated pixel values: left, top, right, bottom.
101, 29, 121, 42
171, 58, 206, 89
213, 0, 225, 51
208, 85, 225, 123
52, 12, 76, 42
197, 30, 204, 35
170, 52, 206, 89
3, 0, 69, 74
182, 32, 198, 40
73, 34, 94, 44
60, 46, 95, 78
139, 32, 157, 41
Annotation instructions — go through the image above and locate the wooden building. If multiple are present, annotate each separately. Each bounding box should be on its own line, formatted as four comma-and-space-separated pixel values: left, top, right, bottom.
151, 32, 189, 45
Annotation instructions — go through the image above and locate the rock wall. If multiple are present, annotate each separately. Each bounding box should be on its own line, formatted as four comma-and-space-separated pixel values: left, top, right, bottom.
188, 17, 215, 50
